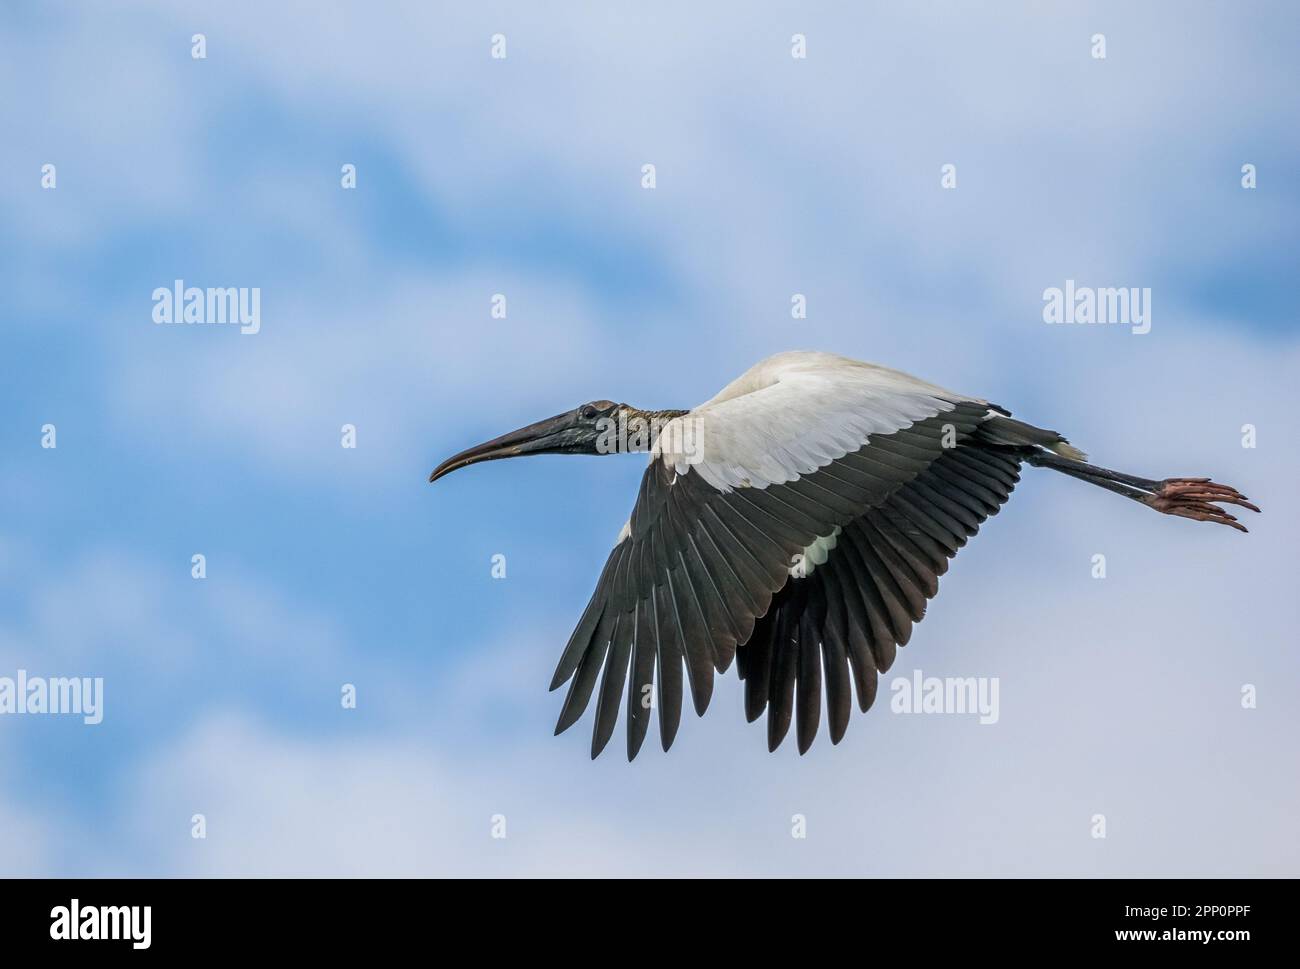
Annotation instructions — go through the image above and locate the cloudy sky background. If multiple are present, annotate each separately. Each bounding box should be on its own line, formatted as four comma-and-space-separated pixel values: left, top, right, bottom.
1, 1, 1297, 875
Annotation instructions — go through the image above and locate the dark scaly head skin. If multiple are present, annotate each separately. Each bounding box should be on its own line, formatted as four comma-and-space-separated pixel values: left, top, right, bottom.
428, 401, 689, 481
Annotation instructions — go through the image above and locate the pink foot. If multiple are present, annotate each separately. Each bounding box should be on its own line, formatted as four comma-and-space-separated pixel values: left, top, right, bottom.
1145, 477, 1261, 533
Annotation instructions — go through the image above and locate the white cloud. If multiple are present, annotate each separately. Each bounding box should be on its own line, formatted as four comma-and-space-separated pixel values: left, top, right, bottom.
0, 543, 349, 704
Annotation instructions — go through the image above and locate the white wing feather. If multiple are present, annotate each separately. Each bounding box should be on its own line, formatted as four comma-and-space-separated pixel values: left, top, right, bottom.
654, 351, 985, 492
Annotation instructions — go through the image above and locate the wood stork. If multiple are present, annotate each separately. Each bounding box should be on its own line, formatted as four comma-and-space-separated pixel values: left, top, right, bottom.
429, 351, 1257, 760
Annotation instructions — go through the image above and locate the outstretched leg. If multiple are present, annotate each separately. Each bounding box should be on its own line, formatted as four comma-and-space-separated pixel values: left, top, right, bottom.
1022, 450, 1260, 533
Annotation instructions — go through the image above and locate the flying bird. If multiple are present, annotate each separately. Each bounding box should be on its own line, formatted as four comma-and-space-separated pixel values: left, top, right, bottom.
430, 351, 1257, 760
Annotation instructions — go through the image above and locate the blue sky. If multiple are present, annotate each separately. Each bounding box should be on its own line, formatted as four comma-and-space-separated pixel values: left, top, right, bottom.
2, 1, 1298, 875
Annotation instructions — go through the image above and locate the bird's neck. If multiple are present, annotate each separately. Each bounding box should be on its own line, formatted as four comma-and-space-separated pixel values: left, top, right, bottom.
608, 407, 690, 453
631, 407, 690, 423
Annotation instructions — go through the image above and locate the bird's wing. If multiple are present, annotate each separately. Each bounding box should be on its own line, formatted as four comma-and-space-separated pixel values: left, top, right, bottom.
737, 440, 1021, 754
551, 364, 998, 759
657, 363, 987, 491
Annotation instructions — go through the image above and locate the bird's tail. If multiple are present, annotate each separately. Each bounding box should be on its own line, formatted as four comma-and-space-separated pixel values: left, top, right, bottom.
977, 413, 1088, 462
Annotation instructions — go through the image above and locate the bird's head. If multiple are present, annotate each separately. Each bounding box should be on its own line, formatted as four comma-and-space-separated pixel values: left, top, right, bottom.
429, 399, 627, 482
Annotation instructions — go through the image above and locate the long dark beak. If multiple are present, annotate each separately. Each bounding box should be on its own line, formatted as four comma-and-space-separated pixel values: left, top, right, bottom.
429, 410, 585, 483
